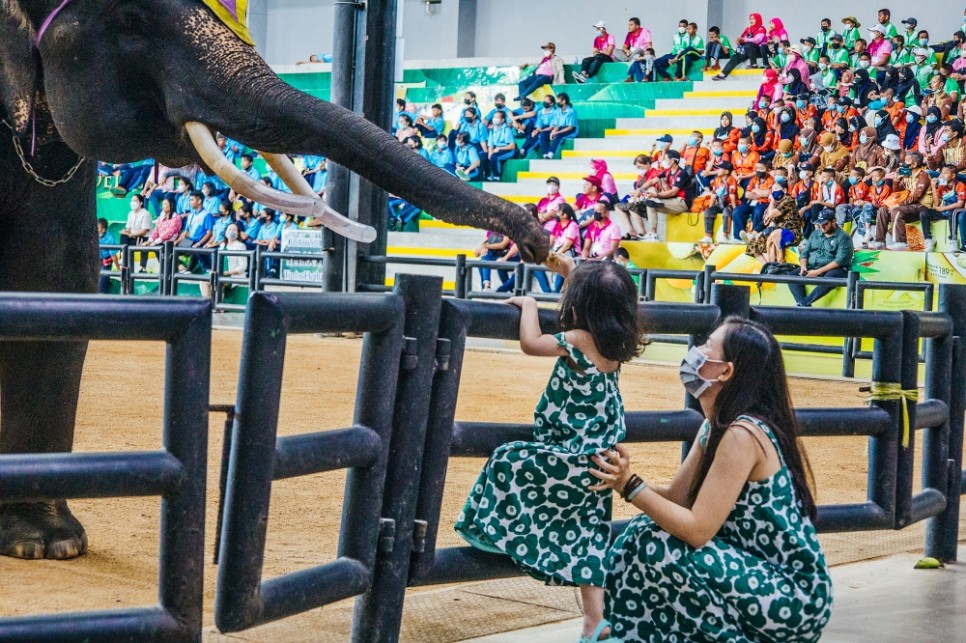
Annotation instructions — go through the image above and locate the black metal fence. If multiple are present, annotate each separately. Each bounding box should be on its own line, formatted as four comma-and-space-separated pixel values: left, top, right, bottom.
3, 277, 965, 642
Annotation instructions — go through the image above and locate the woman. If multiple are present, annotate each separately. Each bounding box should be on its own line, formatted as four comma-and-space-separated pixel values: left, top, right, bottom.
590, 159, 619, 208
144, 197, 182, 247
894, 66, 922, 109
765, 17, 789, 58
713, 111, 740, 154
776, 106, 800, 143
549, 204, 581, 293
395, 114, 418, 142
872, 109, 899, 143
781, 57, 811, 96
852, 126, 887, 171
851, 68, 878, 110
749, 116, 775, 159
593, 317, 832, 642
200, 222, 249, 299
714, 13, 768, 79
902, 106, 923, 152
755, 69, 784, 106
833, 117, 853, 149
918, 106, 945, 159
118, 194, 153, 270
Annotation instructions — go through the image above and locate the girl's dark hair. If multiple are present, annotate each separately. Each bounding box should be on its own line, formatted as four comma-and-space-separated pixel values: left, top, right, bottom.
687, 317, 817, 520
558, 203, 575, 220
161, 196, 176, 213
131, 194, 144, 205
558, 261, 645, 363
522, 203, 538, 219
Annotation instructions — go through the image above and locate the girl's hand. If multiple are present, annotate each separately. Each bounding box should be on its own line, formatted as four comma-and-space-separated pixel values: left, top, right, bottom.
506, 296, 535, 309
589, 445, 633, 492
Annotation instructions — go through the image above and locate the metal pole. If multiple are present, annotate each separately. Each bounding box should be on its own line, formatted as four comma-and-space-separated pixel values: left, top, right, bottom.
323, 0, 362, 293
352, 0, 399, 292
928, 284, 966, 561
710, 283, 751, 322
455, 253, 467, 299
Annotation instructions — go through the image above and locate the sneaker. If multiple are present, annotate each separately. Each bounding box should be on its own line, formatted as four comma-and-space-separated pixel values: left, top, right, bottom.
712, 74, 726, 81
644, 232, 660, 241
543, 152, 553, 159
572, 71, 587, 83
700, 235, 714, 244
924, 239, 936, 252
868, 241, 885, 250
886, 242, 908, 251
739, 231, 750, 243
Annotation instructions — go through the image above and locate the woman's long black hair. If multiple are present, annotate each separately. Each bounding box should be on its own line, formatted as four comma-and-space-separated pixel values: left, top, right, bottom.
558, 261, 646, 363
687, 317, 818, 520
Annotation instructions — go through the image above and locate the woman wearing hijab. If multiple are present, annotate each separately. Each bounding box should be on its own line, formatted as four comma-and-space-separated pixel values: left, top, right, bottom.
851, 68, 878, 109
851, 126, 887, 170
713, 111, 740, 154
902, 106, 923, 152
797, 128, 821, 167
715, 13, 768, 79
894, 66, 922, 108
782, 67, 810, 97
872, 109, 898, 143
755, 69, 785, 106
589, 159, 619, 208
919, 106, 945, 158
833, 117, 852, 149
765, 18, 789, 58
750, 116, 775, 159
776, 106, 800, 142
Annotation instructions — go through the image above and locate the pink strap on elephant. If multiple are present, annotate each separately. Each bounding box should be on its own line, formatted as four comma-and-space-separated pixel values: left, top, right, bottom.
35, 0, 74, 47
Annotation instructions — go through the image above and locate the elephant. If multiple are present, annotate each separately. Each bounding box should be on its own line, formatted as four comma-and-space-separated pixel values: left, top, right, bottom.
0, 0, 549, 559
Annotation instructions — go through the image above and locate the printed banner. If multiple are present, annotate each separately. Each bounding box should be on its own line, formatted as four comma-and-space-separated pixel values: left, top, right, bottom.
925, 253, 966, 285
281, 229, 324, 284
202, 0, 254, 46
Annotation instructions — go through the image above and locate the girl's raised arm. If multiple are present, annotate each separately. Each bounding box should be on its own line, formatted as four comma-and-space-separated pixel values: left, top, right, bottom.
506, 297, 568, 358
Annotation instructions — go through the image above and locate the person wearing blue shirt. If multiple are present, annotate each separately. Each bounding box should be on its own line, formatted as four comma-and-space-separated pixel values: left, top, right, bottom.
240, 154, 260, 181
510, 98, 537, 138
97, 218, 116, 294
430, 135, 456, 174
483, 93, 512, 128
454, 132, 482, 181
540, 93, 579, 159
406, 136, 432, 161
174, 180, 194, 214
266, 169, 293, 194
485, 113, 518, 181
200, 170, 229, 198
416, 103, 446, 138
207, 200, 235, 246
521, 97, 551, 158
177, 190, 215, 271
392, 98, 416, 134
201, 182, 221, 215
253, 208, 282, 277
301, 155, 327, 194
448, 93, 483, 147
220, 135, 245, 164
236, 202, 261, 250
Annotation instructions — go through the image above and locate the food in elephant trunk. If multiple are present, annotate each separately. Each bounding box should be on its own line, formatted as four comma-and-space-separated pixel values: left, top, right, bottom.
184, 122, 375, 243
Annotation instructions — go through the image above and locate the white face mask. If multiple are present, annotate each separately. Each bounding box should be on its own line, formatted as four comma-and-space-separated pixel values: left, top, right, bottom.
661, 158, 673, 169
547, 184, 559, 194
824, 145, 835, 152
679, 347, 724, 398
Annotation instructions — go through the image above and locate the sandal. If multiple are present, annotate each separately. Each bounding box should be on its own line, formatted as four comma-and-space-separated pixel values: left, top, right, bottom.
579, 619, 619, 643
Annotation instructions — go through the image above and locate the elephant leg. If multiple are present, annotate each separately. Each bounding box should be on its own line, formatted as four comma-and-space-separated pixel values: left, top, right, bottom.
0, 341, 89, 559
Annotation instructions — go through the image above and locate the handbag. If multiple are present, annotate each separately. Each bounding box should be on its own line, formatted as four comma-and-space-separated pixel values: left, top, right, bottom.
882, 189, 909, 209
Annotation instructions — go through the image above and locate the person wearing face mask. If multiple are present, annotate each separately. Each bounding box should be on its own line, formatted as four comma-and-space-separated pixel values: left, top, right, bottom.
924, 73, 955, 120
872, 151, 934, 250
796, 129, 821, 167
731, 160, 774, 239
731, 135, 760, 187
793, 94, 816, 129
118, 194, 153, 272
702, 160, 739, 243
788, 208, 853, 306
575, 175, 607, 228
919, 106, 946, 158
800, 37, 820, 72
617, 154, 659, 235
573, 20, 616, 83
826, 33, 849, 76
775, 109, 800, 146
537, 177, 566, 218
815, 18, 836, 56
654, 19, 698, 82
484, 112, 517, 182
199, 222, 249, 300
680, 131, 711, 183
920, 164, 966, 252
754, 69, 784, 109
640, 150, 692, 240
866, 24, 893, 74
817, 132, 850, 175
626, 46, 657, 83
909, 48, 936, 92
515, 42, 564, 102
836, 166, 875, 245
933, 120, 966, 173
593, 317, 831, 643
482, 93, 511, 129
802, 166, 845, 228
450, 107, 488, 159
850, 126, 887, 172
526, 97, 559, 158
901, 105, 924, 151
713, 111, 740, 154
540, 93, 579, 159
581, 203, 622, 260
773, 139, 797, 174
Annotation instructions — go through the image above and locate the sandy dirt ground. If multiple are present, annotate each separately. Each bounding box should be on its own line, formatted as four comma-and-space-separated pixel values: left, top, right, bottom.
0, 330, 955, 641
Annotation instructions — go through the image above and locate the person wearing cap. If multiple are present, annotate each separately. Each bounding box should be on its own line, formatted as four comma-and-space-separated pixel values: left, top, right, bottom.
537, 177, 566, 217
651, 133, 674, 166
867, 24, 893, 72
573, 21, 616, 83
841, 17, 862, 51
702, 160, 739, 243
827, 34, 850, 76
640, 149, 692, 240
575, 175, 607, 227
816, 18, 837, 57
613, 17, 652, 63
872, 151, 933, 250
540, 93, 578, 159
901, 18, 918, 45
516, 43, 564, 102
655, 20, 704, 82
800, 37, 820, 72
581, 202, 622, 260
910, 48, 937, 91
920, 164, 966, 252
789, 208, 853, 307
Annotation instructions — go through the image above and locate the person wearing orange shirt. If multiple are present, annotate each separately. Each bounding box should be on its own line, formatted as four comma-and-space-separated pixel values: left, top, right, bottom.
749, 117, 775, 160
804, 166, 846, 227
702, 160, 740, 243
732, 160, 774, 238
792, 162, 819, 215
681, 131, 711, 187
793, 94, 817, 128
921, 164, 966, 252
835, 167, 875, 246
731, 136, 760, 186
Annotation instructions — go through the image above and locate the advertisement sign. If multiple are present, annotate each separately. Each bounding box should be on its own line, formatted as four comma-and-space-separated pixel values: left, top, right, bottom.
280, 229, 324, 283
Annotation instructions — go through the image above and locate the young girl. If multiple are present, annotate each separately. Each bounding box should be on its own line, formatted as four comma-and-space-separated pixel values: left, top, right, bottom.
455, 257, 644, 643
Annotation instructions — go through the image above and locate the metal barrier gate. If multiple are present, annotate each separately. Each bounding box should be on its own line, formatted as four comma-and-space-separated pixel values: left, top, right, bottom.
0, 295, 211, 642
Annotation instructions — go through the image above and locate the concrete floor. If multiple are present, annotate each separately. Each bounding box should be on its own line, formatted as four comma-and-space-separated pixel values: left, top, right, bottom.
465, 546, 966, 642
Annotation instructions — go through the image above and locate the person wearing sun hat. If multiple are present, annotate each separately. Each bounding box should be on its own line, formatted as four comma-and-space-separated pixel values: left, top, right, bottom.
841, 16, 861, 51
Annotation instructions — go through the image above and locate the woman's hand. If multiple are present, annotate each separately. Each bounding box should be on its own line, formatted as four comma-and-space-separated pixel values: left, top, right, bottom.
506, 296, 536, 309
589, 444, 633, 492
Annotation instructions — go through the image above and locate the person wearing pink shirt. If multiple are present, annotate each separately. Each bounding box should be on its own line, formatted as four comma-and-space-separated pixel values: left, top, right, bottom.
614, 17, 652, 63
573, 20, 616, 83
766, 17, 789, 57
590, 159, 620, 205
780, 47, 813, 91
715, 13, 768, 79
537, 176, 567, 215
550, 204, 581, 291
582, 203, 623, 260
515, 42, 565, 102
866, 25, 893, 75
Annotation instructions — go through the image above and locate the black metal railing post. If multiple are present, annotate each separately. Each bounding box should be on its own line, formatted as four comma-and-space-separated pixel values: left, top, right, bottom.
455, 253, 467, 299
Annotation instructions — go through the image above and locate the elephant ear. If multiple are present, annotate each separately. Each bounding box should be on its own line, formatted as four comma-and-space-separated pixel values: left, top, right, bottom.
0, 1, 39, 134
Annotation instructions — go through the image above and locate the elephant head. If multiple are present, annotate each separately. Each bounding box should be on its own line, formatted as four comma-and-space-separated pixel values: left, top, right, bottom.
0, 0, 549, 261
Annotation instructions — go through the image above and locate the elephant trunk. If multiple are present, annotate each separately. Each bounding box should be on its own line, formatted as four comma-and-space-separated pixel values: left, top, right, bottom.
197, 72, 549, 263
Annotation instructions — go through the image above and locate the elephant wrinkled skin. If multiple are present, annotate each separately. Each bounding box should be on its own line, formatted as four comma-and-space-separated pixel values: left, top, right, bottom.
0, 0, 548, 560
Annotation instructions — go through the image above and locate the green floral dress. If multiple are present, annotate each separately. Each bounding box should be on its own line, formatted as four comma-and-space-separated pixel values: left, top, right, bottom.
454, 332, 625, 587
605, 415, 832, 642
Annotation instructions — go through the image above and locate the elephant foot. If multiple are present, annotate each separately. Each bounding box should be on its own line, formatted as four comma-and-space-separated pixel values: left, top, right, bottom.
0, 501, 88, 559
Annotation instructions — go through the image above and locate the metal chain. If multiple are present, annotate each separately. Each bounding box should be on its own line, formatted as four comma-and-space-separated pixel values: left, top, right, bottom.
2, 119, 87, 188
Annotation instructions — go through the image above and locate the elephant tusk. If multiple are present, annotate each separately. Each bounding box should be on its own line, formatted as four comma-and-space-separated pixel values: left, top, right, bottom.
185, 122, 373, 243
259, 152, 376, 244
